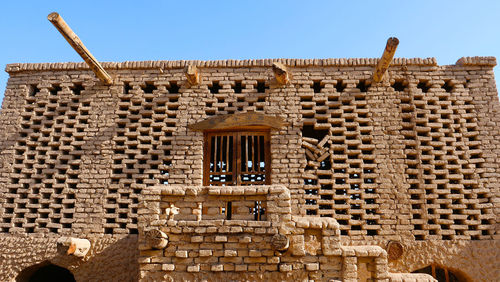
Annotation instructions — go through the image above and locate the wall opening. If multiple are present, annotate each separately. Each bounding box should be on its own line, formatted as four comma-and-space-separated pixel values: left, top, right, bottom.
413, 264, 469, 282
16, 261, 75, 282
204, 129, 270, 186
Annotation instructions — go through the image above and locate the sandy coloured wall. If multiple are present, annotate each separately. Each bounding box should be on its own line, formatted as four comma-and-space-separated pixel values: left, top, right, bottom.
0, 57, 498, 281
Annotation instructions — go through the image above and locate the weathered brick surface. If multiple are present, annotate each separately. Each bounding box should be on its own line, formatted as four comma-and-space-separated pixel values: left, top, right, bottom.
0, 57, 497, 281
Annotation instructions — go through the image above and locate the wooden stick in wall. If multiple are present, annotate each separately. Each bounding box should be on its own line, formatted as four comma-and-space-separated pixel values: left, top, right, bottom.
373, 37, 399, 83
48, 12, 113, 85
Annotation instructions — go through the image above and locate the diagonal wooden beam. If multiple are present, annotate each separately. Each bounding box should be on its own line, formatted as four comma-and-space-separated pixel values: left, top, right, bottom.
48, 12, 113, 85
373, 37, 399, 83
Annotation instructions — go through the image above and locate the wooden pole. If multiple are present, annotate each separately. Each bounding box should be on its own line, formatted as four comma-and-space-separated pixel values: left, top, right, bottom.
373, 37, 399, 83
48, 12, 113, 85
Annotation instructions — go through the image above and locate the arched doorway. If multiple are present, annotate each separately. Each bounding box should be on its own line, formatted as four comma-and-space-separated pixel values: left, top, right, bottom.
413, 264, 469, 282
16, 261, 75, 282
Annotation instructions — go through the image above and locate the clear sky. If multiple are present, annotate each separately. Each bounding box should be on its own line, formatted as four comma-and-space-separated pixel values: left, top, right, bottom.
1, 0, 499, 104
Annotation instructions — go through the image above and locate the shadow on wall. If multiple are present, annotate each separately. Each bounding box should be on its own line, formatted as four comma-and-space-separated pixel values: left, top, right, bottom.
11, 235, 138, 282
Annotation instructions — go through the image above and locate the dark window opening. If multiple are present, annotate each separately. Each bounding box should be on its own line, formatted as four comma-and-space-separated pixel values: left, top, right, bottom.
204, 130, 270, 186
226, 201, 232, 220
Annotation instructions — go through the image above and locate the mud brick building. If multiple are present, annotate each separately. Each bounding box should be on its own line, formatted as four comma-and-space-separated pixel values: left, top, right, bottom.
0, 56, 498, 281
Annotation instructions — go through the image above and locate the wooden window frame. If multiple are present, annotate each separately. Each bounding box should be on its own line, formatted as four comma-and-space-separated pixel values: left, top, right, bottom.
203, 127, 271, 186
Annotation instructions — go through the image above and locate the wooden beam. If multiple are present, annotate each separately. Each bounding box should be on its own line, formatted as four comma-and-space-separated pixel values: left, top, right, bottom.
188, 112, 286, 131
272, 62, 290, 86
48, 12, 113, 85
373, 37, 399, 83
184, 65, 200, 86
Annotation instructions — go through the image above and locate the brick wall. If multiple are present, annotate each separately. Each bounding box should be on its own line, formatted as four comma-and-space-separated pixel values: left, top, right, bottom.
0, 57, 498, 281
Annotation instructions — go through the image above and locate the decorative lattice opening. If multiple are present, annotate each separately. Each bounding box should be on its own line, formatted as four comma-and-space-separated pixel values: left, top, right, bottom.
204, 130, 270, 186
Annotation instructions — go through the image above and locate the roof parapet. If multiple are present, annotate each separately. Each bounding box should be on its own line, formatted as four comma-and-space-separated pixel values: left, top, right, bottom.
456, 56, 497, 66
5, 58, 440, 74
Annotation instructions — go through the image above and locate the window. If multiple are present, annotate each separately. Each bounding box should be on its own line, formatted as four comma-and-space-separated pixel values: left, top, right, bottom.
204, 129, 270, 186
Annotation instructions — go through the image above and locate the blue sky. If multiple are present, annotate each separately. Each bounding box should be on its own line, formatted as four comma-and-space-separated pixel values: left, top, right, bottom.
1, 1, 499, 104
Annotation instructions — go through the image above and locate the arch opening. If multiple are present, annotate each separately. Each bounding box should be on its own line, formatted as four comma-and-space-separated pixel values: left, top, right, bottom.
16, 261, 75, 282
412, 264, 469, 282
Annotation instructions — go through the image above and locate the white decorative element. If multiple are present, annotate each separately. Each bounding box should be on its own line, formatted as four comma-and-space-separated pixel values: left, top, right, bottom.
196, 202, 202, 221
165, 203, 179, 221
57, 237, 91, 258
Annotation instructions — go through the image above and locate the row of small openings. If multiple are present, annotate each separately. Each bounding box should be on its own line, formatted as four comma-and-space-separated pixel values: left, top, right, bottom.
29, 83, 84, 97
400, 79, 459, 93
209, 80, 268, 94
312, 80, 348, 93
109, 89, 174, 235
123, 81, 180, 94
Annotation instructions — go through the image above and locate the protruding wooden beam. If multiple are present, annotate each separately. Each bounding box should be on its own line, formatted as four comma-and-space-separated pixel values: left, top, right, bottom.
48, 12, 113, 85
373, 37, 399, 83
272, 62, 290, 86
184, 65, 200, 86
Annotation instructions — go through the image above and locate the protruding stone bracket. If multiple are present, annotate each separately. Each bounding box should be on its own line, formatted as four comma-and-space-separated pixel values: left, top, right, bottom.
184, 65, 200, 86
373, 37, 399, 83
47, 12, 113, 85
57, 237, 91, 258
272, 62, 290, 86
145, 229, 169, 249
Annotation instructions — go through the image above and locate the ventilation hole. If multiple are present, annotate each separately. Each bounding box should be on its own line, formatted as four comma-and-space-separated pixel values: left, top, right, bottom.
442, 80, 453, 92
123, 82, 132, 94
70, 83, 84, 95
142, 82, 156, 93
417, 81, 430, 93
29, 84, 40, 97
256, 80, 268, 93
335, 80, 346, 92
232, 81, 243, 93
209, 81, 221, 94
313, 80, 324, 93
391, 80, 406, 91
49, 84, 62, 96
356, 80, 370, 92
167, 81, 180, 93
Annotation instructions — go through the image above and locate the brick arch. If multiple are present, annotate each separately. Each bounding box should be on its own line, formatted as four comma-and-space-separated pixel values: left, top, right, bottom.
16, 260, 75, 282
